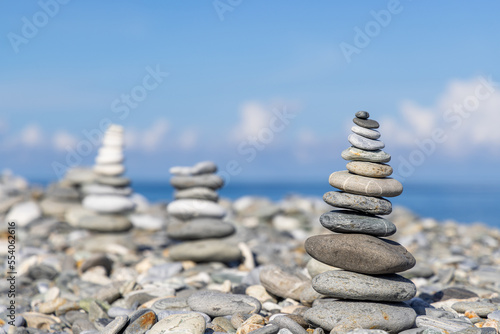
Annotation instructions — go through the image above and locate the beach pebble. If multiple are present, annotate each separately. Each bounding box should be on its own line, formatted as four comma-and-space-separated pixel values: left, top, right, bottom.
355, 111, 370, 119
149, 313, 206, 334
346, 161, 393, 178
452, 302, 498, 318
312, 270, 416, 302
167, 219, 235, 240
320, 210, 396, 236
305, 234, 416, 274
6, 201, 42, 227
167, 199, 226, 220
187, 291, 261, 317
306, 258, 338, 278
351, 125, 380, 139
82, 195, 136, 213
304, 300, 416, 333
415, 315, 474, 332
174, 187, 219, 201
169, 239, 242, 263
123, 309, 156, 334
96, 176, 131, 187
259, 265, 310, 301
65, 207, 132, 232
323, 191, 392, 215
169, 161, 217, 176
270, 315, 308, 334
353, 117, 380, 129
348, 133, 385, 151
129, 213, 164, 230
94, 164, 125, 177
81, 184, 132, 196
341, 147, 391, 163
101, 315, 128, 334
329, 171, 403, 197
170, 174, 224, 190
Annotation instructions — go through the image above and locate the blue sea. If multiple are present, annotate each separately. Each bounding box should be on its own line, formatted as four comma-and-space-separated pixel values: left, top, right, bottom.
131, 181, 500, 228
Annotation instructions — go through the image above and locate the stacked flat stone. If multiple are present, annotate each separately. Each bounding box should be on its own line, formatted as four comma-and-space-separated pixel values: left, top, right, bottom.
166, 161, 241, 263
65, 125, 135, 232
304, 112, 418, 334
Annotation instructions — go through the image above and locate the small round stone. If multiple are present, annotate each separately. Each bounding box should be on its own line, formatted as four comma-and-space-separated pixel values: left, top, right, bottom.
348, 133, 385, 151
187, 291, 261, 317
320, 210, 396, 236
341, 147, 391, 163
353, 117, 379, 129
323, 191, 392, 215
355, 111, 370, 119
346, 161, 393, 178
329, 171, 403, 197
351, 126, 380, 140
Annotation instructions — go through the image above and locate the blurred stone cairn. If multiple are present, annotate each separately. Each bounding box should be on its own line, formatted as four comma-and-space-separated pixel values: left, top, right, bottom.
63, 124, 137, 232
303, 111, 419, 333
166, 161, 242, 263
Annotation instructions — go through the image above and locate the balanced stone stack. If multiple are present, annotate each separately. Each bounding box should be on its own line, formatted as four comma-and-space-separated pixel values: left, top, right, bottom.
65, 124, 135, 232
166, 161, 241, 263
304, 112, 418, 334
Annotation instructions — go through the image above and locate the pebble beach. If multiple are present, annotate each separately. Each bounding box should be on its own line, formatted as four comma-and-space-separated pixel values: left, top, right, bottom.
1, 114, 499, 334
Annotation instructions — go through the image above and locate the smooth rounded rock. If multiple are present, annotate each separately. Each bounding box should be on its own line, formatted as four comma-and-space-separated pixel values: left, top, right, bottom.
166, 219, 235, 240
174, 187, 219, 201
170, 174, 224, 190
451, 302, 499, 318
259, 265, 310, 301
167, 199, 226, 220
320, 210, 396, 236
306, 258, 338, 278
6, 200, 42, 227
353, 117, 379, 129
81, 184, 132, 196
348, 133, 385, 151
270, 315, 308, 334
355, 111, 370, 119
168, 239, 242, 263
170, 161, 217, 176
329, 171, 403, 197
305, 234, 416, 274
83, 195, 136, 213
313, 270, 416, 302
346, 161, 393, 178
304, 301, 416, 333
351, 125, 380, 139
342, 147, 391, 163
124, 309, 157, 334
94, 164, 125, 176
323, 191, 392, 215
149, 313, 205, 334
188, 291, 261, 317
96, 176, 131, 187
65, 207, 132, 232
96, 153, 124, 165
101, 315, 128, 334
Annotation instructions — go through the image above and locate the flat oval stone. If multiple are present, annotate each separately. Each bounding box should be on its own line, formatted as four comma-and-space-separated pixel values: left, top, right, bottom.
451, 302, 499, 318
168, 239, 242, 263
351, 125, 380, 139
102, 315, 128, 334
348, 133, 385, 151
304, 301, 416, 333
174, 187, 219, 201
83, 195, 136, 213
259, 265, 310, 301
323, 191, 392, 215
329, 171, 403, 197
188, 291, 261, 317
166, 219, 235, 240
415, 316, 474, 333
170, 174, 224, 190
320, 210, 396, 236
94, 164, 125, 177
167, 199, 226, 220
305, 234, 416, 274
342, 147, 391, 163
346, 161, 393, 178
355, 111, 370, 119
313, 270, 416, 302
65, 207, 132, 232
170, 161, 217, 176
124, 309, 157, 334
96, 176, 131, 187
149, 313, 205, 334
95, 153, 124, 165
353, 117, 379, 129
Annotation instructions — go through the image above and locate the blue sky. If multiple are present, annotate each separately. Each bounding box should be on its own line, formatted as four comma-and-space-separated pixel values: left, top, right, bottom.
1, 1, 500, 184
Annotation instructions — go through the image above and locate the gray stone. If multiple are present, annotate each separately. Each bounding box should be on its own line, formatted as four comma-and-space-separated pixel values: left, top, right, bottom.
488, 310, 500, 321
323, 191, 392, 215
72, 318, 97, 334
65, 208, 132, 232
433, 287, 478, 301
348, 133, 385, 151
452, 328, 482, 334
351, 125, 381, 140
346, 330, 389, 334
451, 302, 498, 317
107, 307, 134, 318
129, 214, 164, 230
65, 167, 97, 185
46, 184, 80, 201
167, 219, 235, 240
80, 254, 113, 276
212, 317, 236, 333
170, 174, 224, 190
174, 187, 219, 201
355, 111, 370, 119
101, 316, 128, 334
65, 311, 90, 324
156, 310, 210, 324
96, 176, 131, 187
415, 316, 473, 332
329, 171, 403, 197
312, 270, 416, 302
149, 313, 206, 334
353, 117, 379, 129
250, 324, 281, 334
124, 309, 157, 334
341, 147, 391, 163
82, 195, 136, 213
346, 161, 392, 178
320, 210, 396, 237
167, 199, 226, 220
188, 291, 261, 317
147, 263, 184, 280
259, 265, 310, 301
270, 315, 308, 334
305, 234, 416, 274
169, 239, 242, 263
306, 258, 338, 278
170, 161, 217, 176
304, 300, 416, 333
152, 297, 190, 312
6, 201, 42, 227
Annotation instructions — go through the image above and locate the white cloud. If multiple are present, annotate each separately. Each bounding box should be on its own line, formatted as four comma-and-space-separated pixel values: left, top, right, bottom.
125, 118, 170, 151
294, 128, 321, 163
52, 131, 78, 151
178, 129, 198, 150
19, 124, 44, 147
231, 102, 272, 141
383, 76, 500, 154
